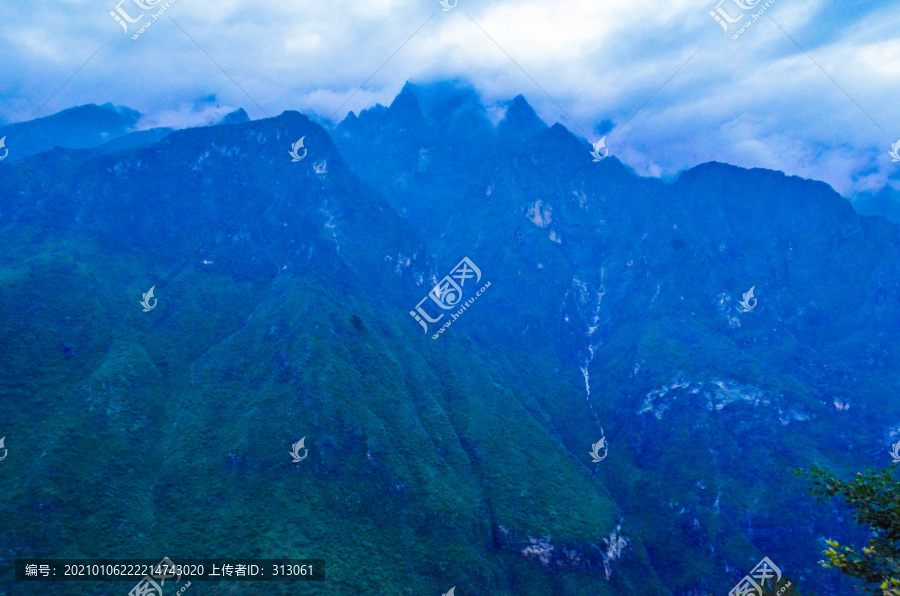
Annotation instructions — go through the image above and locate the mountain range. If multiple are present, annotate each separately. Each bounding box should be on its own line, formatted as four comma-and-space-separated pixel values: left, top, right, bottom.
2, 82, 899, 595
0, 102, 249, 162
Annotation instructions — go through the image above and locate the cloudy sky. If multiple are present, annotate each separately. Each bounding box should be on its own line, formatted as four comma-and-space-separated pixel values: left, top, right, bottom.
1, 0, 899, 195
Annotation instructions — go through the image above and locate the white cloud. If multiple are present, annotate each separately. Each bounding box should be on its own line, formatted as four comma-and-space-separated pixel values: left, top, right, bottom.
0, 0, 897, 194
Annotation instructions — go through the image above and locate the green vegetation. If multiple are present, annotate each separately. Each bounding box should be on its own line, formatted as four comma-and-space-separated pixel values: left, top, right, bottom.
6, 87, 900, 594
800, 465, 900, 595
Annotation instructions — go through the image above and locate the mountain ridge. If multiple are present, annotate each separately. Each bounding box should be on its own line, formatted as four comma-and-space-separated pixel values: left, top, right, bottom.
2, 83, 898, 595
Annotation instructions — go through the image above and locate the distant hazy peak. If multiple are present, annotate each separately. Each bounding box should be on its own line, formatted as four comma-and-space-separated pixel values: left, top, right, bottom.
219, 108, 250, 125
23, 103, 142, 127
498, 94, 547, 143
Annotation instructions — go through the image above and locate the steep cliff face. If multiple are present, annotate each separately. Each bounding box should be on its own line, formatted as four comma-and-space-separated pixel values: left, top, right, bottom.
332, 83, 900, 595
2, 83, 898, 595
0, 107, 666, 595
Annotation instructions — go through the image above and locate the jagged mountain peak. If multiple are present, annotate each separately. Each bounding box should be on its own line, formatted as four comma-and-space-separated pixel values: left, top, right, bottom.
4, 82, 900, 596
348, 102, 388, 130
390, 82, 421, 109
385, 82, 424, 128
497, 94, 547, 145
